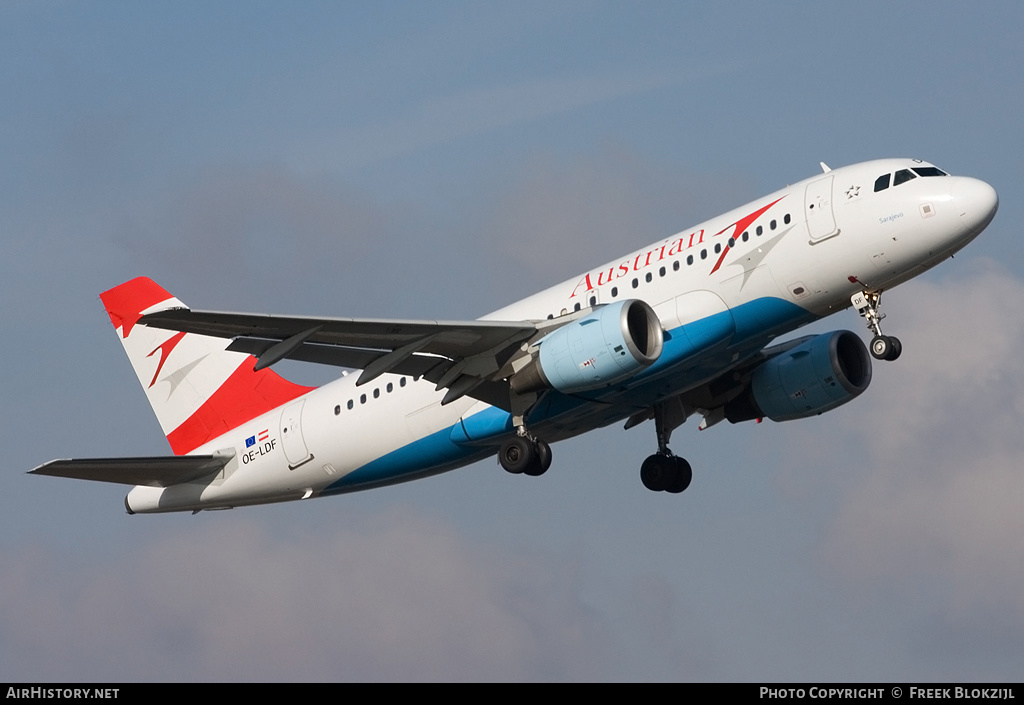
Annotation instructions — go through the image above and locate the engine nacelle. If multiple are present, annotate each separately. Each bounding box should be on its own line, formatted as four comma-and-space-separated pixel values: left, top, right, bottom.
511, 299, 664, 394
725, 330, 872, 423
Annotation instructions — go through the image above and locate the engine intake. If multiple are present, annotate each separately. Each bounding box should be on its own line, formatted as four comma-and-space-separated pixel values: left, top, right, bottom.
511, 299, 664, 394
725, 330, 872, 423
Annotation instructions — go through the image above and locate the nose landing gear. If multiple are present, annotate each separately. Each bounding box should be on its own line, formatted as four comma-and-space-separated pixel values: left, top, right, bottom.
852, 290, 902, 361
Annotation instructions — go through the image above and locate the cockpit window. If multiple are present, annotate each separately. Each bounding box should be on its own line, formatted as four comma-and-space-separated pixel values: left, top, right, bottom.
912, 166, 948, 177
893, 169, 917, 186
874, 174, 891, 192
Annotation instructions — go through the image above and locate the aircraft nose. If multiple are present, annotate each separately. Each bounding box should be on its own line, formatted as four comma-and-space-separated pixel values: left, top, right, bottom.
953, 177, 998, 235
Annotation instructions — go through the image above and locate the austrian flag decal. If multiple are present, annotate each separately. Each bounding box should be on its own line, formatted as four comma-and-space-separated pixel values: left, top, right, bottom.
245, 430, 270, 448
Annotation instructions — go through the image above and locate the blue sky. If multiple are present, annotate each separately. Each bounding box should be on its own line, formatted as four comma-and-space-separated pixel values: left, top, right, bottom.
3, 1, 1023, 681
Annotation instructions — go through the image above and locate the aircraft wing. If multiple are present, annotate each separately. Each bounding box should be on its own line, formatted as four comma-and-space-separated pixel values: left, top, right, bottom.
30, 453, 233, 487
139, 308, 542, 410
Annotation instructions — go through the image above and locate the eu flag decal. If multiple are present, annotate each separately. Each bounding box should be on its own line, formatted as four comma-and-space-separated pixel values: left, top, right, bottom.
245, 435, 256, 448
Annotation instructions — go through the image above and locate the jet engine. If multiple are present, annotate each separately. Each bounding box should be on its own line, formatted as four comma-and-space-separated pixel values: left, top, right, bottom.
511, 299, 664, 394
725, 330, 872, 423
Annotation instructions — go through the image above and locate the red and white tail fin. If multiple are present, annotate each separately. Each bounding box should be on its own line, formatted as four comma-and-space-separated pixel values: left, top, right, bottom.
100, 277, 314, 455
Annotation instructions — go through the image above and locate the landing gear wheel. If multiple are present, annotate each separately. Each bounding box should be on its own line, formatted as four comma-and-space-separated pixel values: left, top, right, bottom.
870, 335, 901, 361
499, 437, 535, 474
887, 336, 902, 361
664, 457, 692, 494
641, 454, 692, 493
524, 439, 551, 477
500, 437, 551, 476
871, 335, 891, 360
641, 455, 671, 491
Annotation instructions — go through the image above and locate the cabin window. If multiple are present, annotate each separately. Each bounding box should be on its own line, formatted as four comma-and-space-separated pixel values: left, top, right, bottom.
347, 399, 354, 409
742, 231, 749, 242
632, 278, 639, 288
687, 254, 694, 265
770, 219, 777, 230
373, 388, 380, 399
386, 382, 393, 393
400, 377, 407, 387
360, 394, 366, 404
700, 249, 707, 260
589, 296, 596, 306
611, 286, 618, 297
756, 225, 763, 236
645, 272, 653, 283
334, 405, 341, 415
673, 260, 680, 271
784, 214, 791, 224
659, 266, 666, 277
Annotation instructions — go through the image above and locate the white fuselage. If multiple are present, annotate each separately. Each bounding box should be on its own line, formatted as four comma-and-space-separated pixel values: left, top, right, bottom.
126, 159, 998, 512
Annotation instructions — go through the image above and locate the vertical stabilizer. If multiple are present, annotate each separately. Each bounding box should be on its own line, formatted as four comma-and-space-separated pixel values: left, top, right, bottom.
100, 277, 315, 455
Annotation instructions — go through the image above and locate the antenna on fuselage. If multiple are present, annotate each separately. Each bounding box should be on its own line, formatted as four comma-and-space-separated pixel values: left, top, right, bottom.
819, 162, 831, 173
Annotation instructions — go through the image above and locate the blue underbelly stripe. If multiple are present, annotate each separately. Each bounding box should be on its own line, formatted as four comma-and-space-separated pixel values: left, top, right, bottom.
326, 296, 814, 492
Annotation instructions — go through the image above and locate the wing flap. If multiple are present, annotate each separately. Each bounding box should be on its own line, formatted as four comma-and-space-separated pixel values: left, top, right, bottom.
30, 453, 233, 487
226, 337, 447, 378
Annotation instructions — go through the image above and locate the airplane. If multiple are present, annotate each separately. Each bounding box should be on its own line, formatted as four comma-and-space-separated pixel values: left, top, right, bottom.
31, 158, 998, 513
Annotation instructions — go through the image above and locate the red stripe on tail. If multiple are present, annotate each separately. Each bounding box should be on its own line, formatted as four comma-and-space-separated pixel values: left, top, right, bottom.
166, 358, 314, 455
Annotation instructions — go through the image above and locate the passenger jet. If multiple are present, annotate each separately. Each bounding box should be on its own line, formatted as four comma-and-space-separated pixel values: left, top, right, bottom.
32, 159, 998, 513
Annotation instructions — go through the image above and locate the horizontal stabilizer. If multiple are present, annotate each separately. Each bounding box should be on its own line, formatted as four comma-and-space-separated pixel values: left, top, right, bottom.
30, 452, 233, 488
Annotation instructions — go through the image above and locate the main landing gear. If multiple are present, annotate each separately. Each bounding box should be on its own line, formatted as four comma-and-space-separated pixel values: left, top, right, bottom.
498, 433, 552, 477
640, 401, 692, 493
851, 290, 902, 361
497, 398, 694, 492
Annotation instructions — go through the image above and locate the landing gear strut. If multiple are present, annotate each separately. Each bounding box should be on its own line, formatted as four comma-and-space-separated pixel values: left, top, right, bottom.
640, 402, 693, 493
852, 290, 901, 361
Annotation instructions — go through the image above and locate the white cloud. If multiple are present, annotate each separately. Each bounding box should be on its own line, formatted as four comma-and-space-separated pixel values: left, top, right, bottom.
823, 262, 1024, 629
